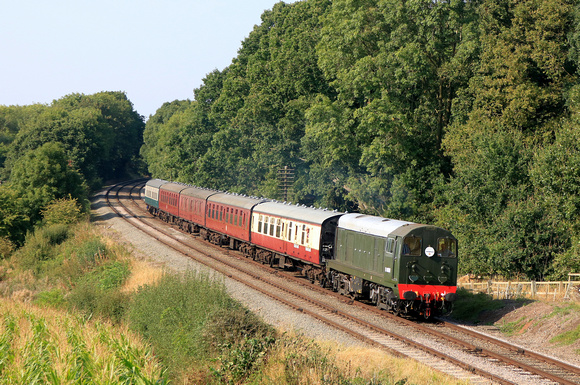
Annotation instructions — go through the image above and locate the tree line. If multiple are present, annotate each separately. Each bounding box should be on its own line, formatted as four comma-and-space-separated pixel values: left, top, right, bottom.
0, 92, 144, 247
141, 0, 580, 281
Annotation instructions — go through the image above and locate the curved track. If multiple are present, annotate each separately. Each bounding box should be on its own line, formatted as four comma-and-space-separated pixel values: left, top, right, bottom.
104, 180, 580, 385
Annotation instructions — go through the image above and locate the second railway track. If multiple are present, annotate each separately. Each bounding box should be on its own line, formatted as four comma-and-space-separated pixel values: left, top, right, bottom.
101, 180, 580, 385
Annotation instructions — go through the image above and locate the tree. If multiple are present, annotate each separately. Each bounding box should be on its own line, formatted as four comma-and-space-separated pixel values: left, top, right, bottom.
9, 142, 88, 225
439, 0, 576, 279
304, 0, 479, 218
4, 92, 145, 189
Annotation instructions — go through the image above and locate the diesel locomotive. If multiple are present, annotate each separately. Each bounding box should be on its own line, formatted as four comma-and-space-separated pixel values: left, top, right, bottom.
143, 179, 458, 318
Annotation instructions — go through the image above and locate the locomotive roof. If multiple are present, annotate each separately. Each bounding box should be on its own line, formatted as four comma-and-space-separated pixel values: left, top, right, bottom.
253, 201, 343, 225
338, 213, 418, 238
208, 192, 268, 210
145, 179, 168, 189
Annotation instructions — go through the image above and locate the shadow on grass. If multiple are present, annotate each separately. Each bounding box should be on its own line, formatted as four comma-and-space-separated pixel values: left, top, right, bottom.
446, 287, 534, 325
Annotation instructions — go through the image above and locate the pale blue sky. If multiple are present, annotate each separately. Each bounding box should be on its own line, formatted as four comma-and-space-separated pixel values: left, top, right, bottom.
0, 0, 298, 118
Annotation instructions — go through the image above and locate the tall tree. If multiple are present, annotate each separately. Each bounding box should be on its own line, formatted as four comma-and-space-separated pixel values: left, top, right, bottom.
305, 0, 479, 217
9, 142, 87, 226
439, 0, 576, 279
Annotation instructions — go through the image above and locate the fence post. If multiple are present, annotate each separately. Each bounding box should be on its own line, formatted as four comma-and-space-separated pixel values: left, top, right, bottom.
531, 280, 536, 298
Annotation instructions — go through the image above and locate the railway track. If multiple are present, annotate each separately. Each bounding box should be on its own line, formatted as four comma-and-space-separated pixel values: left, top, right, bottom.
103, 180, 580, 385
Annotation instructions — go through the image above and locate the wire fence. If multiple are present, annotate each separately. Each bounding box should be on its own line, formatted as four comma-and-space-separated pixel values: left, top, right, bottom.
457, 273, 580, 301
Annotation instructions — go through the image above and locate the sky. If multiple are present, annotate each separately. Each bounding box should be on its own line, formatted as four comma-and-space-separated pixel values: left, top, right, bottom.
0, 0, 298, 119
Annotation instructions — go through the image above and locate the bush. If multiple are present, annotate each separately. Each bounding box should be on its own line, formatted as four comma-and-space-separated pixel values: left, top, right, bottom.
128, 271, 275, 382
0, 236, 14, 259
34, 288, 65, 308
450, 288, 505, 323
66, 279, 130, 324
15, 224, 70, 274
41, 197, 85, 226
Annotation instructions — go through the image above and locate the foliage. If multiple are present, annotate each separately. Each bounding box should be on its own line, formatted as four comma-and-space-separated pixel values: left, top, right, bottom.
127, 271, 276, 383
41, 197, 85, 226
0, 185, 29, 246
450, 288, 506, 323
2, 92, 145, 189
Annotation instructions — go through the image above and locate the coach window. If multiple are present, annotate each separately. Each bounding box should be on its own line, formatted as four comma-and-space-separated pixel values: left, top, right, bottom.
403, 236, 421, 256
301, 225, 306, 245
288, 222, 293, 241
276, 219, 281, 238
235, 210, 239, 226
258, 215, 263, 233
268, 217, 273, 234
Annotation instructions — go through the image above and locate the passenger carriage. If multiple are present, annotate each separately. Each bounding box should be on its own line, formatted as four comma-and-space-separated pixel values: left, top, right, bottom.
142, 179, 167, 214
205, 193, 267, 249
178, 186, 218, 233
250, 202, 342, 282
158, 182, 189, 223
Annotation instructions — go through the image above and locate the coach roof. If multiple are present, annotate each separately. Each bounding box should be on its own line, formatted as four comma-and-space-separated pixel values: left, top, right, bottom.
253, 201, 343, 225
146, 179, 168, 189
208, 192, 268, 210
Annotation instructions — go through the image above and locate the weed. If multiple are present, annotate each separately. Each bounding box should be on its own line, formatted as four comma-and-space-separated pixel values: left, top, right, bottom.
211, 336, 275, 384
550, 324, 580, 346
499, 317, 528, 336
543, 303, 580, 319
34, 288, 65, 308
67, 280, 130, 324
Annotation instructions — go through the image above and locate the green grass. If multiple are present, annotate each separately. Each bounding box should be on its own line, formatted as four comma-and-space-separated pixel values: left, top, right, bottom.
127, 271, 276, 383
543, 303, 580, 319
550, 324, 580, 346
498, 316, 528, 336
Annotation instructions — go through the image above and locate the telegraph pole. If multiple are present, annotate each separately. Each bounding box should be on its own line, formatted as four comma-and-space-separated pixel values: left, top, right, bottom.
277, 166, 294, 202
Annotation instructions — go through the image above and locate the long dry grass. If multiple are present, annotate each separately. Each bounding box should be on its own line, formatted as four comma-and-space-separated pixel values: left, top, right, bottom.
252, 331, 469, 385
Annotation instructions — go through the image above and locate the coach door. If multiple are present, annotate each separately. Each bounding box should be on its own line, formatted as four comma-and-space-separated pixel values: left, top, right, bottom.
384, 237, 396, 283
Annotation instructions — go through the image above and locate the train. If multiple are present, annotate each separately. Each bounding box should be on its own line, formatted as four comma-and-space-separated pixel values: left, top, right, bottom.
143, 179, 458, 318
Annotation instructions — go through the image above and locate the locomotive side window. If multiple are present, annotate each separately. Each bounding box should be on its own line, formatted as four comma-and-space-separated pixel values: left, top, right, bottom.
437, 238, 457, 258
402, 236, 422, 256
385, 238, 395, 254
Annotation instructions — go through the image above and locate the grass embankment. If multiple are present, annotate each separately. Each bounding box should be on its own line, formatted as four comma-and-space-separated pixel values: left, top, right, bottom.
452, 288, 580, 355
0, 211, 468, 384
